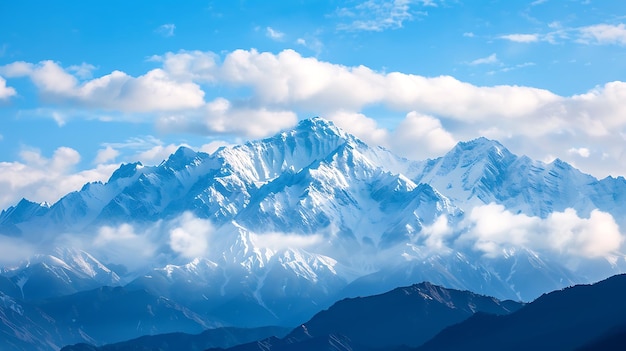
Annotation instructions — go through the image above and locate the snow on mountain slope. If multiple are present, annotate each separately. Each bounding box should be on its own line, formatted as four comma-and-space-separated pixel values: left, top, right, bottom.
235, 139, 460, 250
0, 117, 625, 330
0, 248, 120, 300
412, 137, 623, 222
126, 223, 350, 327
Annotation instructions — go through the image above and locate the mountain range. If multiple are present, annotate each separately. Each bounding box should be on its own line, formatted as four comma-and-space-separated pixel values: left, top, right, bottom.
1, 117, 625, 349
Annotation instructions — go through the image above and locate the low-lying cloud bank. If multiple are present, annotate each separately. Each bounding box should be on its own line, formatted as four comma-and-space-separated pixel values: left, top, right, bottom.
0, 207, 623, 278
458, 204, 623, 259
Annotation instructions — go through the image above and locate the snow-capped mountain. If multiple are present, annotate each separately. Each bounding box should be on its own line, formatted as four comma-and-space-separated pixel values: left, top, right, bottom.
1, 248, 120, 301
1, 117, 625, 346
412, 137, 626, 222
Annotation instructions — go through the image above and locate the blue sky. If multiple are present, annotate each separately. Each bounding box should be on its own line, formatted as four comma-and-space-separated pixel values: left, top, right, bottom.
1, 0, 626, 208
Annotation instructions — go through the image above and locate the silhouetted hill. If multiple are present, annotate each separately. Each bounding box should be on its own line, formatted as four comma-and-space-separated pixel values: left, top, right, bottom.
416, 274, 626, 351
207, 282, 522, 351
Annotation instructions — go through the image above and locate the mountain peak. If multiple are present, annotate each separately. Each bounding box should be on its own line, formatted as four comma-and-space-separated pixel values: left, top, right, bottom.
292, 117, 347, 140
454, 137, 507, 154
108, 162, 143, 182
443, 137, 515, 168
162, 146, 202, 169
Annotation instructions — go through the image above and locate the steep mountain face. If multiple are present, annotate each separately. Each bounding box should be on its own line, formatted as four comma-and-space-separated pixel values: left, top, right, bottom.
412, 137, 624, 221
1, 248, 120, 301
207, 282, 523, 351
0, 292, 64, 351
416, 274, 626, 351
0, 117, 625, 350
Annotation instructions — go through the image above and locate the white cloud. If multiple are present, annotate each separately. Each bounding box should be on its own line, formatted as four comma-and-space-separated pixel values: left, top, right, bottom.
420, 215, 454, 251
5, 49, 626, 176
168, 212, 213, 258
579, 23, 626, 45
500, 34, 540, 43
266, 26, 285, 40
458, 204, 624, 259
568, 147, 591, 158
0, 76, 16, 100
94, 146, 120, 164
156, 23, 176, 37
470, 53, 499, 65
499, 24, 626, 47
91, 223, 158, 270
390, 112, 457, 159
0, 147, 118, 209
157, 50, 219, 83
156, 97, 298, 138
463, 32, 475, 37
336, 0, 429, 32
0, 60, 205, 112
328, 111, 390, 148
327, 111, 455, 160
67, 63, 97, 79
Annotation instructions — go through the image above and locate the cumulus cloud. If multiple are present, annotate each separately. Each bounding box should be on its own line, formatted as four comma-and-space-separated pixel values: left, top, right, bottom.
212, 49, 562, 122
328, 111, 390, 148
458, 203, 624, 259
0, 76, 16, 100
67, 62, 97, 79
579, 23, 626, 45
168, 212, 213, 258
94, 146, 120, 164
568, 147, 590, 158
91, 223, 158, 270
156, 50, 219, 83
156, 97, 298, 138
327, 110, 455, 160
419, 215, 454, 251
5, 48, 626, 176
0, 60, 205, 112
0, 146, 117, 209
390, 112, 457, 159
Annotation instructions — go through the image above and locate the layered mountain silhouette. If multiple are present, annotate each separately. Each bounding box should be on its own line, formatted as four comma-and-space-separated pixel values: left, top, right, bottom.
63, 275, 626, 351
